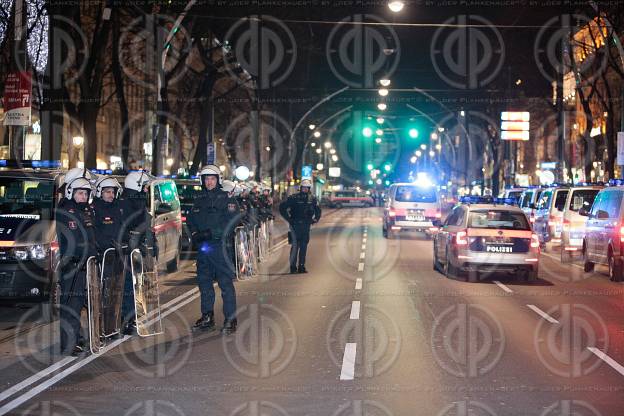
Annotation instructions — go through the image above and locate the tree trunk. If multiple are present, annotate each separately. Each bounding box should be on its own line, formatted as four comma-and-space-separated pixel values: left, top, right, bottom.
111, 9, 130, 170
82, 104, 98, 168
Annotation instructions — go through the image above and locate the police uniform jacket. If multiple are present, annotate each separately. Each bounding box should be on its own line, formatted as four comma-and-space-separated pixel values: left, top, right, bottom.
55, 199, 98, 263
279, 192, 322, 226
188, 188, 240, 241
92, 197, 124, 250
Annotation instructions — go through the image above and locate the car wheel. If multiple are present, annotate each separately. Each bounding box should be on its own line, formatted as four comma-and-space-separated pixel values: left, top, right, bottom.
382, 226, 388, 238
433, 243, 441, 271
608, 251, 624, 282
582, 243, 594, 272
166, 240, 181, 273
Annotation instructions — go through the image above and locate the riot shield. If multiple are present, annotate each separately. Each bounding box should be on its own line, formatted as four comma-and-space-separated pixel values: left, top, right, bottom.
235, 226, 251, 281
130, 248, 163, 337
86, 256, 103, 354
100, 248, 125, 338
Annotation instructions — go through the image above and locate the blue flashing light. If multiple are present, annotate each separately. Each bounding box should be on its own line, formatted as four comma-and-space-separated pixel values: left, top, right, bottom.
90, 169, 113, 175
460, 196, 517, 205
199, 242, 213, 254
609, 179, 624, 187
31, 160, 61, 169
0, 160, 7, 167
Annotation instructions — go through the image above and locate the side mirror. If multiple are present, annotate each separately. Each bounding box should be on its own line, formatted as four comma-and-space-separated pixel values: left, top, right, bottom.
578, 207, 590, 217
597, 210, 609, 219
155, 203, 173, 215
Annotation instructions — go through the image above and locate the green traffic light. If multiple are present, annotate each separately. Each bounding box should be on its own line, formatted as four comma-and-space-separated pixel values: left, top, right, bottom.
368, 180, 373, 185
409, 128, 419, 139
362, 127, 373, 138
384, 164, 392, 172
384, 180, 390, 186
367, 163, 374, 171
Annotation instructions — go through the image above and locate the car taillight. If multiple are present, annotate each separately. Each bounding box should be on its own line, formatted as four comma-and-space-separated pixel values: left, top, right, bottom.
531, 234, 540, 248
181, 216, 187, 222
548, 214, 559, 227
435, 211, 442, 219
562, 218, 570, 231
388, 209, 396, 217
620, 226, 624, 243
455, 230, 468, 246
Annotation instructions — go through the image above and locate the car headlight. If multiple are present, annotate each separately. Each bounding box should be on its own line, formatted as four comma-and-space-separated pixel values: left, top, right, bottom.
13, 249, 28, 261
28, 244, 47, 260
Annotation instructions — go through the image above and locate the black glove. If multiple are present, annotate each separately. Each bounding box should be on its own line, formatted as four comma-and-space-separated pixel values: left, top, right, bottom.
192, 229, 212, 245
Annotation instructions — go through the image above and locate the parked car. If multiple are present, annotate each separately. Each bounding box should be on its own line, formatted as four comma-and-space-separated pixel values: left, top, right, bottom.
149, 178, 183, 272
533, 186, 569, 250
383, 182, 441, 239
560, 185, 603, 262
518, 187, 545, 225
433, 197, 540, 282
501, 187, 526, 205
581, 186, 624, 281
328, 190, 374, 208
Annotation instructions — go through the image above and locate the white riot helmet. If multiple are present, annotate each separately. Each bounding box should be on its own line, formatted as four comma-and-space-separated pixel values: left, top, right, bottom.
124, 171, 152, 192
300, 179, 313, 188
199, 164, 222, 185
65, 177, 93, 200
95, 176, 122, 199
63, 168, 94, 185
221, 180, 235, 193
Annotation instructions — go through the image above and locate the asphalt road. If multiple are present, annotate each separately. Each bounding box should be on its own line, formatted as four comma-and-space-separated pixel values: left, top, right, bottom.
1, 207, 623, 415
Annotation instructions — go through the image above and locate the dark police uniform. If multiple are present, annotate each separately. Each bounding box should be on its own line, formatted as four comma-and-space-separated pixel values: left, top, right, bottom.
279, 191, 321, 272
118, 188, 154, 327
187, 187, 239, 330
92, 197, 124, 250
55, 199, 97, 355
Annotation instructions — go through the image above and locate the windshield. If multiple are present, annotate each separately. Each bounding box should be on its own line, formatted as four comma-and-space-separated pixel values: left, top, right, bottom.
0, 178, 54, 220
335, 191, 355, 197
176, 184, 202, 204
569, 189, 600, 212
468, 210, 530, 230
395, 186, 437, 203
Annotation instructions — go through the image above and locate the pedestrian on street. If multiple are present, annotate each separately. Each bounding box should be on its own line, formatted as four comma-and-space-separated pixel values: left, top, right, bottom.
55, 177, 98, 356
118, 171, 155, 335
188, 165, 240, 334
279, 179, 321, 274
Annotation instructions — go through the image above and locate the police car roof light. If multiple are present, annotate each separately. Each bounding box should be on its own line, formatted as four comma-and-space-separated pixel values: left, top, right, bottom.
608, 179, 624, 186
0, 160, 61, 169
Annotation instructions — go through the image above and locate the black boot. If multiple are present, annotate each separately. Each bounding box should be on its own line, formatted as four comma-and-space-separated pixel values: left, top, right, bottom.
123, 320, 137, 336
290, 266, 298, 274
192, 312, 216, 331
71, 342, 86, 356
298, 265, 307, 273
221, 318, 237, 335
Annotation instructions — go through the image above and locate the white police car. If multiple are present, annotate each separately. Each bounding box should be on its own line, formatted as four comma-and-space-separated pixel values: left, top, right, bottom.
433, 196, 540, 282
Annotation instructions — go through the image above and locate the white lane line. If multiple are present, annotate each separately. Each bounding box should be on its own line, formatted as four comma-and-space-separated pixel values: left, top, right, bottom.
358, 263, 364, 272
355, 278, 362, 290
350, 301, 361, 319
362, 238, 367, 243
360, 252, 366, 259
0, 336, 129, 415
0, 356, 76, 403
527, 304, 559, 324
0, 286, 200, 415
339, 343, 357, 380
271, 239, 289, 251
493, 281, 513, 294
361, 244, 366, 250
588, 347, 624, 377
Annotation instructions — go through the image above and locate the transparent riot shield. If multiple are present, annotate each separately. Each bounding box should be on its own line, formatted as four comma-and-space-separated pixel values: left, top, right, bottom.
235, 226, 251, 281
86, 256, 103, 354
100, 248, 125, 338
130, 248, 163, 337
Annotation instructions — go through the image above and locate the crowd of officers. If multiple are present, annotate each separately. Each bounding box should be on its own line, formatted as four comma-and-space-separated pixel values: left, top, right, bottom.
55, 164, 320, 356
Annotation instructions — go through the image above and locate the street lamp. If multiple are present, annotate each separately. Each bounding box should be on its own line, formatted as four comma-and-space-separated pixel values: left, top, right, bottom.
324, 141, 332, 149
429, 151, 435, 157
72, 136, 84, 148
331, 155, 338, 162
329, 148, 336, 154
420, 144, 427, 150
435, 144, 442, 150
376, 117, 385, 124
415, 150, 422, 157
375, 129, 384, 136
315, 148, 322, 154
377, 103, 387, 111
362, 127, 373, 138
311, 142, 317, 147
410, 156, 417, 163
265, 146, 271, 151
379, 78, 391, 87
166, 158, 174, 167
317, 163, 324, 170
378, 88, 389, 97
375, 137, 382, 144
408, 128, 419, 139
308, 124, 316, 130
430, 132, 438, 140
388, 1, 404, 12
313, 131, 321, 138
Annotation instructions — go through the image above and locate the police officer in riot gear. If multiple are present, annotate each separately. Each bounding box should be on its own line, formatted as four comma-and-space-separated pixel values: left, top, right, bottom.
279, 179, 321, 274
188, 165, 239, 334
92, 176, 124, 250
118, 171, 154, 335
55, 177, 98, 355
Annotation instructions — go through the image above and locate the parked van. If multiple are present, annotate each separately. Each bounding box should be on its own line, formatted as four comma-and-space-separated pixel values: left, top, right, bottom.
560, 185, 603, 262
533, 186, 569, 249
518, 187, 545, 225
581, 187, 624, 281
383, 183, 441, 239
149, 178, 183, 272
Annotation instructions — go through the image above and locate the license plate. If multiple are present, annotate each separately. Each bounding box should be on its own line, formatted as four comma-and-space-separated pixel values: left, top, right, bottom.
486, 245, 513, 253
406, 215, 424, 221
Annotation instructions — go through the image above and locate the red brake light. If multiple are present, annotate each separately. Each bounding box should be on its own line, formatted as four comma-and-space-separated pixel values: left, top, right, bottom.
548, 214, 558, 226
455, 230, 468, 246
181, 216, 187, 222
435, 211, 442, 219
531, 234, 540, 248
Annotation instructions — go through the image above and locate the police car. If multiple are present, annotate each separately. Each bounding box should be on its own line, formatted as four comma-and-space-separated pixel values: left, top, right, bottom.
174, 177, 202, 250
0, 161, 63, 320
433, 196, 540, 282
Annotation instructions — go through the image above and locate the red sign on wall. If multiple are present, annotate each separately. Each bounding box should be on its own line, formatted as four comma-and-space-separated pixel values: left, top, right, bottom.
3, 72, 31, 126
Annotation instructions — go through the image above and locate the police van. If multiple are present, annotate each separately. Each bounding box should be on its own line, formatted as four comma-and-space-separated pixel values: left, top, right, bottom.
174, 177, 203, 250
383, 180, 442, 239
0, 161, 63, 320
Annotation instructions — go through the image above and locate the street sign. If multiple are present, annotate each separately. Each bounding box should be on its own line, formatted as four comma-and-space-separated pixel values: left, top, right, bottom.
302, 165, 312, 180
329, 167, 341, 177
3, 72, 31, 126
207, 143, 215, 164
617, 132, 624, 166
501, 111, 530, 141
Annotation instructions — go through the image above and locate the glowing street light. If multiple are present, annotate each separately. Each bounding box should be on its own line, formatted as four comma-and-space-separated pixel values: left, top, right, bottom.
379, 78, 391, 87
430, 132, 438, 140
72, 136, 84, 147
324, 141, 332, 149
408, 128, 418, 139
420, 144, 427, 150
308, 124, 316, 130
329, 148, 336, 154
429, 151, 435, 157
378, 88, 389, 97
331, 155, 338, 162
415, 150, 422, 157
410, 156, 417, 163
375, 137, 382, 144
377, 103, 387, 111
375, 129, 384, 136
311, 142, 317, 147
315, 148, 322, 154
362, 127, 373, 137
313, 131, 321, 138
376, 117, 385, 124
